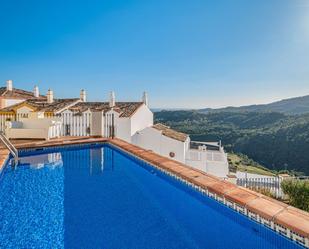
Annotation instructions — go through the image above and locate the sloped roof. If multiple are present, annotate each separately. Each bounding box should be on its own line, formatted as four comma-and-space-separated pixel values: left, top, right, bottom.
0, 98, 79, 113
152, 123, 188, 142
68, 102, 144, 117
0, 87, 46, 100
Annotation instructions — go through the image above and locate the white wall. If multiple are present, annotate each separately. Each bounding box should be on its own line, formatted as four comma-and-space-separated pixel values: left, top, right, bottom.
185, 150, 229, 178
130, 104, 153, 137
91, 111, 103, 136
133, 127, 188, 163
117, 117, 131, 142
108, 104, 153, 143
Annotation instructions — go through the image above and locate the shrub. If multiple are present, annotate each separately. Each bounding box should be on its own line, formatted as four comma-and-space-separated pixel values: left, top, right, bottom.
281, 179, 309, 211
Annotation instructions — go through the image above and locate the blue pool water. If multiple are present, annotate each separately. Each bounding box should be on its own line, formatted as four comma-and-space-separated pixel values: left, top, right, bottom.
0, 144, 304, 249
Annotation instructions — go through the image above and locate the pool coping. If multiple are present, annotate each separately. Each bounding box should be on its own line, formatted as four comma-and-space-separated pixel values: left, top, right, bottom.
1, 137, 309, 248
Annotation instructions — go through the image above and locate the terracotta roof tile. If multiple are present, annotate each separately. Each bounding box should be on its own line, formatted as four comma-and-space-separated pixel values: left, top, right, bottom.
152, 123, 188, 142
68, 102, 144, 117
0, 87, 46, 100
0, 98, 79, 113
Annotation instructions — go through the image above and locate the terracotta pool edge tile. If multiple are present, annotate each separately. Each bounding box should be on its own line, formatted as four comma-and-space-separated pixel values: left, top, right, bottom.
222, 186, 261, 207
246, 197, 286, 220
274, 208, 309, 237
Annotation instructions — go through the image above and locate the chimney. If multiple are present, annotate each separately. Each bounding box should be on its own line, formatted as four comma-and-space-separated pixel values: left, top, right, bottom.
33, 85, 39, 98
47, 89, 54, 104
6, 80, 13, 91
142, 91, 148, 106
80, 89, 86, 102
109, 91, 115, 108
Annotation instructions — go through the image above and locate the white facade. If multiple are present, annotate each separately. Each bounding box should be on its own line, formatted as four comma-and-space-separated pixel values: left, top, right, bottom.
133, 126, 229, 178
132, 126, 189, 163
130, 104, 153, 139
91, 111, 104, 136
57, 103, 153, 141
186, 147, 229, 178
101, 103, 153, 142
115, 104, 153, 143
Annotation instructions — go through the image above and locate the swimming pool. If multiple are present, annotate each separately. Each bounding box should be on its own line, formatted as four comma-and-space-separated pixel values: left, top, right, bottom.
0, 144, 304, 249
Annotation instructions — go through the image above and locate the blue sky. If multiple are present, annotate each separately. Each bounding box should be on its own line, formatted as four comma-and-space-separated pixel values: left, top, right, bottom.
0, 0, 308, 108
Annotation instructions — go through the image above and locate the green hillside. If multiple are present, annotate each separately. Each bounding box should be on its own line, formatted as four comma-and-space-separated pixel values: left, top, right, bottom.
155, 110, 309, 175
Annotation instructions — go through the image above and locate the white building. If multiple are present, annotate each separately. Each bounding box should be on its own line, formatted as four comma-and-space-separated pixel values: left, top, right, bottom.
0, 81, 229, 177
0, 80, 45, 108
133, 123, 229, 177
0, 88, 153, 142
132, 123, 190, 164
185, 141, 229, 178
63, 91, 153, 141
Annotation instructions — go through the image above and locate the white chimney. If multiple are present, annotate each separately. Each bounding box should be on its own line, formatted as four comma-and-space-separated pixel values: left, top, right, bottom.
6, 80, 13, 91
33, 85, 39, 98
109, 91, 115, 108
80, 89, 86, 102
142, 91, 148, 106
47, 89, 54, 104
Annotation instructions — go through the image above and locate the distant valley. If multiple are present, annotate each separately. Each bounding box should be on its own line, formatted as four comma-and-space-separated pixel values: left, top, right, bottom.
154, 95, 309, 175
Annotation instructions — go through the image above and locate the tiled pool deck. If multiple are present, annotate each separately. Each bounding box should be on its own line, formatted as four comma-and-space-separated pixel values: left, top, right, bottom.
1, 136, 309, 247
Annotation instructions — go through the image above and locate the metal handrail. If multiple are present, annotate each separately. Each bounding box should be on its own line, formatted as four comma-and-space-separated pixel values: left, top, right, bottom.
0, 131, 18, 164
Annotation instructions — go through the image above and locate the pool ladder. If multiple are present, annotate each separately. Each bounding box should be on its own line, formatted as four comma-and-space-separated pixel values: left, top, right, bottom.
0, 131, 19, 166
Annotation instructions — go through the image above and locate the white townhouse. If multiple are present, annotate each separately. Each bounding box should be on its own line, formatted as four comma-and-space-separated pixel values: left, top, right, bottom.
0, 88, 153, 142
62, 91, 153, 142
0, 80, 45, 109
0, 80, 229, 178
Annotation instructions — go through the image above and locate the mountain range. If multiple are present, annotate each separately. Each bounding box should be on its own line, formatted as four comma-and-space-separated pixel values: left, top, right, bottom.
199, 95, 309, 115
